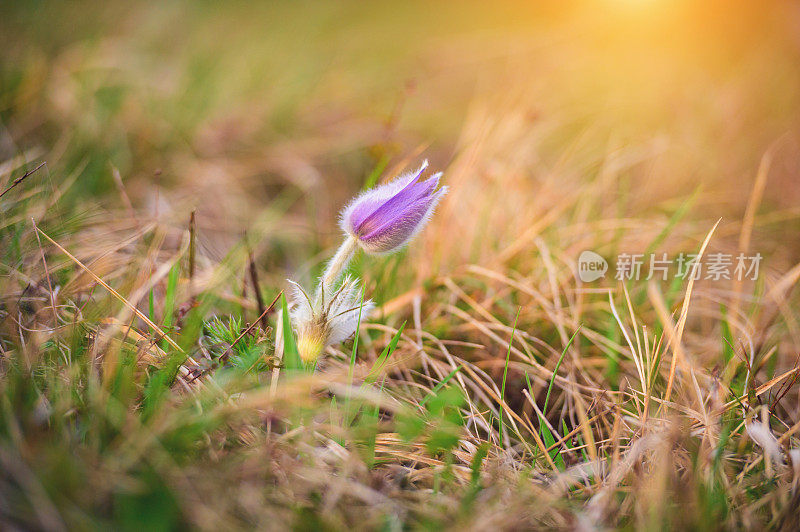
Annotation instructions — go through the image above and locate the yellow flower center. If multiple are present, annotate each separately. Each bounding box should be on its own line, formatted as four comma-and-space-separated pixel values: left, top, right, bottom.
297, 326, 326, 363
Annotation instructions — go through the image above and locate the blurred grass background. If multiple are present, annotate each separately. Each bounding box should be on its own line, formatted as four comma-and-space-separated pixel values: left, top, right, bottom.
4, 0, 799, 205
4, 1, 800, 284
3, 0, 800, 529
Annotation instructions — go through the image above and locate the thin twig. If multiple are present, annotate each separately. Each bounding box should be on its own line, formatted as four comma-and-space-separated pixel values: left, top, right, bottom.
0, 161, 46, 199
189, 210, 197, 280
224, 290, 281, 363
189, 291, 282, 382
247, 241, 268, 330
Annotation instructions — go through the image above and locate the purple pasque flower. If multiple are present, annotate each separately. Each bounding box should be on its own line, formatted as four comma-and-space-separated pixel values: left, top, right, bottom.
340, 160, 447, 254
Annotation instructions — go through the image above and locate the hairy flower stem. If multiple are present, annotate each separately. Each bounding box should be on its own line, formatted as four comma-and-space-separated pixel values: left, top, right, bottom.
317, 236, 358, 301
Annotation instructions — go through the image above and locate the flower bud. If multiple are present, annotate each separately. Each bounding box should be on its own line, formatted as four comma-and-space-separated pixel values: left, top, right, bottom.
340, 160, 447, 255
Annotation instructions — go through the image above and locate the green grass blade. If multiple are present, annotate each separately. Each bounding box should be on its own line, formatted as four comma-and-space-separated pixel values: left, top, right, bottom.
162, 262, 180, 326
280, 293, 302, 371
540, 418, 565, 470
498, 308, 520, 448
525, 372, 565, 470
344, 286, 367, 421
470, 442, 489, 485
543, 325, 582, 414
160, 262, 180, 350
348, 286, 367, 380
363, 154, 390, 190
363, 321, 405, 386
644, 184, 702, 258
420, 365, 463, 407
148, 288, 155, 323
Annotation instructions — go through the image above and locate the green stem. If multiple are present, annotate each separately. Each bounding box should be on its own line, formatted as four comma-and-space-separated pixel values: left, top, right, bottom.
317, 236, 358, 301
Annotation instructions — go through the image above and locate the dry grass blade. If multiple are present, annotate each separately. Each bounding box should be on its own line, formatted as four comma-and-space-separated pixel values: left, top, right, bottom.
661, 218, 721, 406
34, 225, 183, 353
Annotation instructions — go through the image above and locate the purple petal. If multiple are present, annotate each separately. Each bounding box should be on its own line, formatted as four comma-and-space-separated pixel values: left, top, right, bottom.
356, 175, 439, 236
347, 196, 388, 233
340, 161, 429, 234
359, 185, 446, 253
